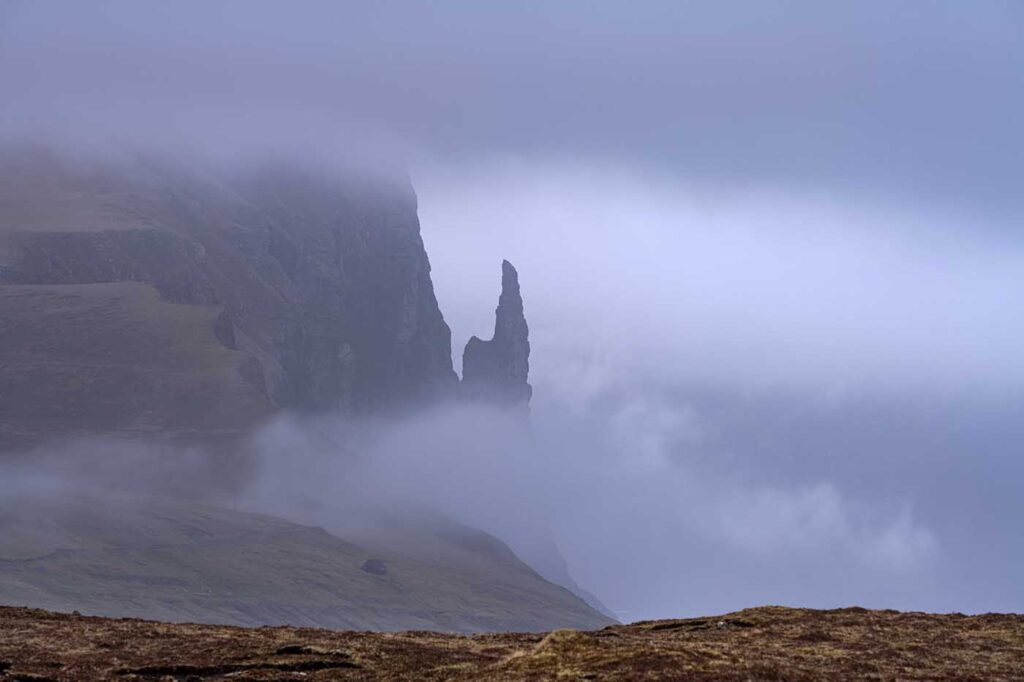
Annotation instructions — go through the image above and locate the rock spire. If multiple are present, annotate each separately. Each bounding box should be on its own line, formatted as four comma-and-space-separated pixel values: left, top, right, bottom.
461, 260, 532, 406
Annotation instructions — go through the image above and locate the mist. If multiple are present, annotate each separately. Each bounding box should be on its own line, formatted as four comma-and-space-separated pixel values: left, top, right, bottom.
1, 0, 1022, 622
420, 164, 1024, 617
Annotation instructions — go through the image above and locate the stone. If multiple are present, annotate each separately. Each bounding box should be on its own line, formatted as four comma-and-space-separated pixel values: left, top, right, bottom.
461, 260, 532, 406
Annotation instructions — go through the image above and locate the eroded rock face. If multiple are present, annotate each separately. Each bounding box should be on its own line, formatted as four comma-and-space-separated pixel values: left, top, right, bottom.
0, 146, 458, 447
461, 260, 532, 406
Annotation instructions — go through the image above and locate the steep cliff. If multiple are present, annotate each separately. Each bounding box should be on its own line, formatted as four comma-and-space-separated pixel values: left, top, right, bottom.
461, 260, 532, 406
0, 146, 457, 448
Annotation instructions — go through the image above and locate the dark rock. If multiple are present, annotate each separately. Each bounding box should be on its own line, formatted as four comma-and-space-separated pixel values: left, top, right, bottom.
237, 357, 269, 397
213, 310, 238, 350
461, 260, 532, 406
361, 558, 388, 576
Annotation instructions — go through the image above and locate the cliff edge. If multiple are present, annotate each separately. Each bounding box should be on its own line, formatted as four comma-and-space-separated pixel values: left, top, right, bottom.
0, 146, 457, 448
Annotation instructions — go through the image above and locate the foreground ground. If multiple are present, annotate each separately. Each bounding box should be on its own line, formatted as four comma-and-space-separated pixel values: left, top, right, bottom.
0, 605, 1021, 680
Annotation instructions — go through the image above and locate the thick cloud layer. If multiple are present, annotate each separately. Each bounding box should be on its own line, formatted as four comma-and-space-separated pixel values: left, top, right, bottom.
421, 162, 1024, 394
3, 1, 1022, 214
1, 1, 1022, 618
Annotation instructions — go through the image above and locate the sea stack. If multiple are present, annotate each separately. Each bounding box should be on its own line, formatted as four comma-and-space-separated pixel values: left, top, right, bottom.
461, 260, 532, 406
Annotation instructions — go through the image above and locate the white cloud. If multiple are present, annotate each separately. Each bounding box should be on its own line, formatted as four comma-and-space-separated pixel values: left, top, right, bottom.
420, 160, 1024, 396
712, 482, 935, 573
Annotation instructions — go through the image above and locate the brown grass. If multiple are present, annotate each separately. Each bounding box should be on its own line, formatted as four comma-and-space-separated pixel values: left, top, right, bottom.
0, 604, 1021, 680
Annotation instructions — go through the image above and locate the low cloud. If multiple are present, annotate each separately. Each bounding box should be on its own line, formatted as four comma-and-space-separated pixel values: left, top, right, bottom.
714, 483, 936, 572
234, 392, 944, 619
0, 0, 1018, 621
420, 160, 1024, 396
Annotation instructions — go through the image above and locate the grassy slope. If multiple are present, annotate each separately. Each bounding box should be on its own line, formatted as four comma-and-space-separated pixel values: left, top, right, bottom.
0, 604, 1021, 680
0, 493, 614, 633
0, 282, 272, 448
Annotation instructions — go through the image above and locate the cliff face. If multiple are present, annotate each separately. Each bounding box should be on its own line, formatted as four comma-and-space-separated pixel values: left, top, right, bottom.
0, 149, 610, 634
0, 147, 457, 448
461, 260, 532, 406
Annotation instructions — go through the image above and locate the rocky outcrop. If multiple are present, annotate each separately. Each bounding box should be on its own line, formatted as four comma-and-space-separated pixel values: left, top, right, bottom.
0, 146, 458, 447
461, 260, 532, 406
